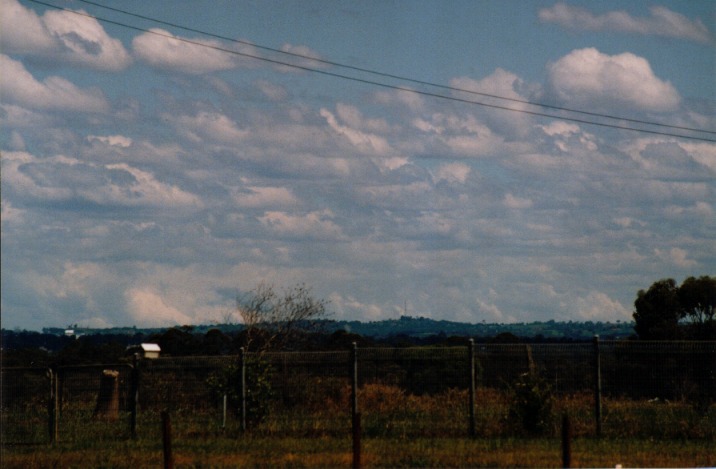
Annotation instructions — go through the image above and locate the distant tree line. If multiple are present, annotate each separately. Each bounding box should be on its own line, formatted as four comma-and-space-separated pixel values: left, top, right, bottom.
2, 277, 713, 367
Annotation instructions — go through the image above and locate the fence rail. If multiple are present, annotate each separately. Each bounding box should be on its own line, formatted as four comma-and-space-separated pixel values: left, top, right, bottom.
2, 339, 715, 445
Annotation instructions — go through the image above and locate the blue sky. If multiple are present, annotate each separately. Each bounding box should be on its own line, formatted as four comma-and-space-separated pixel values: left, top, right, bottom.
1, 0, 714, 330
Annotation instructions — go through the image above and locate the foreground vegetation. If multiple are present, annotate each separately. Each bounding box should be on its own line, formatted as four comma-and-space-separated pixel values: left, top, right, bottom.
4, 386, 714, 468
3, 434, 714, 468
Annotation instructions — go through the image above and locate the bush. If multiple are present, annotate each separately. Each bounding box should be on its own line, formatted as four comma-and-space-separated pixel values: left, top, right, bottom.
507, 371, 554, 435
206, 358, 274, 428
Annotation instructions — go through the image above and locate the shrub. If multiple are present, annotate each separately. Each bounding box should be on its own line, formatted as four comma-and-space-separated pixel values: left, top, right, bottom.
507, 371, 554, 435
206, 358, 274, 428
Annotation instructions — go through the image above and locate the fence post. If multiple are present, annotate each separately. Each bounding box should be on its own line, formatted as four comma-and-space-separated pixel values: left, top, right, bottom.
592, 335, 602, 437
239, 347, 246, 432
161, 411, 174, 469
561, 413, 572, 468
130, 353, 140, 439
48, 367, 58, 444
350, 342, 361, 469
468, 338, 476, 437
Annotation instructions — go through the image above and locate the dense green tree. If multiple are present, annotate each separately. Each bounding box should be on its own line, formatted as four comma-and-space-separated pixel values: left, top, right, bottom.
633, 276, 716, 340
678, 275, 716, 339
633, 278, 681, 339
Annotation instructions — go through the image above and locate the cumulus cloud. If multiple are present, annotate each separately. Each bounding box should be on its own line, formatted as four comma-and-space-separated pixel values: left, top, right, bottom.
259, 210, 344, 240
412, 112, 503, 157
321, 107, 392, 155
434, 162, 471, 184
654, 247, 698, 268
169, 111, 249, 143
0, 0, 131, 70
539, 3, 714, 44
546, 48, 680, 112
132, 28, 253, 74
3, 151, 201, 208
87, 135, 133, 148
1, 55, 109, 112
126, 287, 193, 327
574, 291, 630, 321
450, 68, 533, 136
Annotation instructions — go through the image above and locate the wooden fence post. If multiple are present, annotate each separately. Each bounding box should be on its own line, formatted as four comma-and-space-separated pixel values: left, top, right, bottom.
161, 411, 173, 469
48, 367, 58, 444
239, 347, 246, 432
468, 338, 476, 437
351, 342, 360, 469
561, 413, 572, 468
593, 335, 602, 437
130, 354, 139, 438
94, 370, 120, 420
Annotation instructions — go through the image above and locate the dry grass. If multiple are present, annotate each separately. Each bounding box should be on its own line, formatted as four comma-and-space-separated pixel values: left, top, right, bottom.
3, 383, 714, 467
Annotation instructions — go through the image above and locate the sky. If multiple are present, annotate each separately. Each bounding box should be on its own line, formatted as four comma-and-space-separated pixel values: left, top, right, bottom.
1, 0, 714, 331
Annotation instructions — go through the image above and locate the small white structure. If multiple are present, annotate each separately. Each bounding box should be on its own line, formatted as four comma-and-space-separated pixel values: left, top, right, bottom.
127, 343, 161, 359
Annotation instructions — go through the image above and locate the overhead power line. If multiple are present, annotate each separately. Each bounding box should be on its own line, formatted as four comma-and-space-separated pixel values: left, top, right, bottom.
26, 0, 716, 143
74, 0, 715, 138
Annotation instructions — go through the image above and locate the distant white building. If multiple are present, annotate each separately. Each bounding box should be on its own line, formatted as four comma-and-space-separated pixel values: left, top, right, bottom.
126, 343, 161, 359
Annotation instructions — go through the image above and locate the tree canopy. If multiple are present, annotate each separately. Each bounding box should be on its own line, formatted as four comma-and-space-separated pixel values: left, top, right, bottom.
633, 276, 716, 340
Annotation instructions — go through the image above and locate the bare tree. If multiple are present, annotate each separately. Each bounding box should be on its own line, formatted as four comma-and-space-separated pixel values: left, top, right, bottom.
237, 282, 329, 351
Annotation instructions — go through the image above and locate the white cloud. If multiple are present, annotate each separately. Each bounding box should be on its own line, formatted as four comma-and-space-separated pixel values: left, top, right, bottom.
574, 291, 630, 321
0, 0, 55, 53
329, 293, 384, 320
413, 112, 504, 157
125, 287, 193, 327
259, 210, 344, 240
132, 28, 244, 74
1, 199, 24, 225
0, 0, 131, 71
87, 135, 133, 148
0, 55, 109, 112
476, 298, 507, 322
547, 48, 680, 112
42, 7, 132, 71
539, 3, 714, 44
540, 121, 580, 137
654, 247, 698, 268
169, 111, 249, 143
434, 162, 471, 184
321, 107, 392, 155
540, 120, 598, 152
450, 68, 533, 136
3, 151, 201, 208
103, 163, 203, 208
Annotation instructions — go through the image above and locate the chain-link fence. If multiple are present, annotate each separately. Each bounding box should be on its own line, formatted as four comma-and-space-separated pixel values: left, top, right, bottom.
2, 340, 715, 445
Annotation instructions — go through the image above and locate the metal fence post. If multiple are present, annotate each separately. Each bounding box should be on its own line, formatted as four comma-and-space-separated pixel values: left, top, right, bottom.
239, 347, 246, 432
351, 342, 360, 469
468, 339, 476, 437
351, 342, 358, 419
593, 335, 602, 437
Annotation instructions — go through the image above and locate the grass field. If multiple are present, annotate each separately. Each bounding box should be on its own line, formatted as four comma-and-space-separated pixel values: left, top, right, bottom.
3, 435, 714, 468
3, 385, 715, 468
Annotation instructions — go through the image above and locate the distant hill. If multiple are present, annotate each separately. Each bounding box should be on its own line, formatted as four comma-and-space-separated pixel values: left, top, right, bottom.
38, 316, 634, 341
